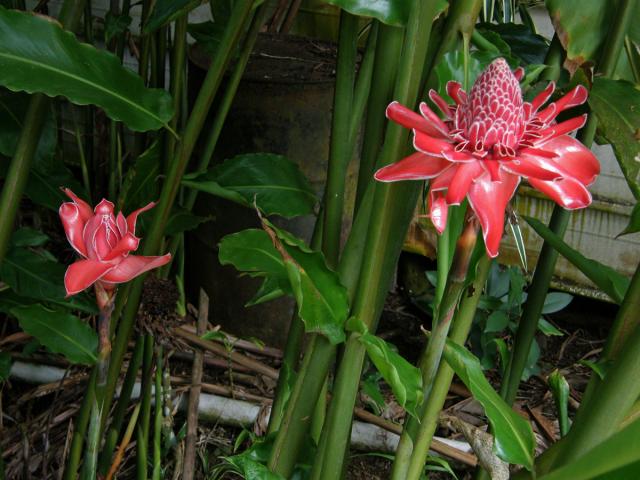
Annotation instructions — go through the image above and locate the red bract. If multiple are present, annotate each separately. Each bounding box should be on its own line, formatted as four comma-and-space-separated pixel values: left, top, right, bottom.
59, 188, 171, 297
374, 58, 600, 257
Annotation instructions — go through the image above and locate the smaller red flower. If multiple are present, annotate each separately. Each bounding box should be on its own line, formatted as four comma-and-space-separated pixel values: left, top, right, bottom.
374, 58, 600, 257
59, 189, 171, 298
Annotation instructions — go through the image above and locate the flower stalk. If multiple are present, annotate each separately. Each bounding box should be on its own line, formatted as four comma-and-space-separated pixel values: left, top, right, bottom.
391, 210, 480, 480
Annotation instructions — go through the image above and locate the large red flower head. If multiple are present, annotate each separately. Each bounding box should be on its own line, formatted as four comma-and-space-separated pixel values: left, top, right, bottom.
59, 188, 171, 299
375, 58, 600, 258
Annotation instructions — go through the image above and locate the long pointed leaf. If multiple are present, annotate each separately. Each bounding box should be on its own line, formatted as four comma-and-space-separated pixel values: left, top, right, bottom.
0, 7, 173, 132
442, 339, 535, 469
524, 216, 629, 303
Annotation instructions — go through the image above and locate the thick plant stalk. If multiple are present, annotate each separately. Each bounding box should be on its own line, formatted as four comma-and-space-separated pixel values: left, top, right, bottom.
308, 3, 444, 479
166, 16, 188, 161
137, 335, 154, 480
321, 10, 359, 267
152, 346, 163, 480
0, 0, 86, 264
82, 287, 116, 480
391, 212, 480, 480
267, 183, 374, 472
100, 0, 255, 445
165, 3, 267, 262
499, 0, 636, 408
98, 336, 145, 474
354, 24, 403, 214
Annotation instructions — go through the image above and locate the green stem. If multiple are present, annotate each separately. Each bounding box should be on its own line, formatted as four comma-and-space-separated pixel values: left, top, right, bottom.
165, 3, 267, 262
98, 336, 145, 475
268, 217, 323, 434
267, 335, 336, 476
321, 10, 358, 267
82, 289, 115, 480
63, 370, 96, 480
166, 16, 188, 162
392, 212, 480, 480
137, 335, 154, 480
100, 1, 255, 439
405, 255, 491, 471
310, 3, 443, 478
353, 24, 403, 214
152, 346, 163, 480
499, 0, 635, 409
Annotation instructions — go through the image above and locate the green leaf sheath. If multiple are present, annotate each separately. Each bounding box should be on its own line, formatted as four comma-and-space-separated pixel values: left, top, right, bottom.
0, 7, 173, 132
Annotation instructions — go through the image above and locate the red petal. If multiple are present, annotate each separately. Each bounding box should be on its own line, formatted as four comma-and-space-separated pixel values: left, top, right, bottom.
429, 89, 453, 119
59, 203, 88, 257
501, 156, 563, 181
530, 82, 555, 113
513, 67, 525, 82
386, 102, 447, 138
446, 81, 467, 105
102, 232, 140, 261
429, 191, 448, 233
374, 152, 452, 182
537, 135, 600, 185
62, 188, 93, 222
94, 198, 115, 215
468, 171, 520, 258
537, 114, 587, 141
64, 259, 113, 296
419, 102, 450, 136
445, 162, 484, 204
126, 202, 156, 233
537, 85, 588, 123
413, 131, 454, 155
528, 177, 592, 209
116, 212, 127, 236
101, 254, 172, 284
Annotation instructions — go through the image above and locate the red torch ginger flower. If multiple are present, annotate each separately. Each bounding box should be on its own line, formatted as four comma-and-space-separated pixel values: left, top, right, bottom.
375, 58, 600, 257
59, 188, 171, 300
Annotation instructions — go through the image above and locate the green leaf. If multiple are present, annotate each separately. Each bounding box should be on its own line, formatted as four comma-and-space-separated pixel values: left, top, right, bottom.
485, 311, 510, 333
478, 22, 549, 65
183, 154, 317, 218
538, 417, 640, 480
262, 220, 348, 344
525, 216, 629, 304
0, 247, 67, 300
0, 7, 173, 132
442, 339, 535, 469
10, 228, 49, 247
121, 141, 161, 212
542, 292, 573, 314
589, 78, 640, 202
324, 0, 447, 27
546, 0, 640, 76
218, 229, 290, 286
10, 304, 98, 364
144, 0, 202, 33
548, 369, 570, 437
359, 333, 423, 418
538, 318, 564, 336
164, 210, 211, 235
26, 154, 87, 211
104, 11, 132, 44
245, 277, 289, 307
0, 351, 11, 381
224, 455, 285, 480
619, 202, 640, 237
579, 359, 610, 380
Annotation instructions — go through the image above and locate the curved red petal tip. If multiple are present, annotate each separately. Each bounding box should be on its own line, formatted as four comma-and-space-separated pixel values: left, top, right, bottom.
126, 201, 156, 233
102, 232, 141, 261
59, 203, 89, 257
100, 253, 172, 284
528, 177, 593, 210
537, 135, 600, 185
513, 67, 525, 82
94, 198, 115, 215
385, 101, 401, 119
374, 153, 452, 182
61, 187, 93, 221
64, 259, 113, 296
